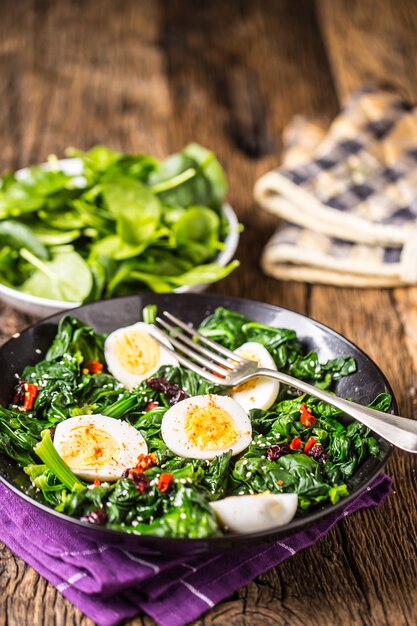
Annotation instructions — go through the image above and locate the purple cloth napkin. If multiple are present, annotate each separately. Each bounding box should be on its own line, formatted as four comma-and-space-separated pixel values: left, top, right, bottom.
0, 475, 391, 626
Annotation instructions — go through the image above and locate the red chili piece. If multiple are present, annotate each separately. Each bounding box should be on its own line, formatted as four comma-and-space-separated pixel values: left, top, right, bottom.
289, 437, 301, 450
83, 360, 104, 375
23, 383, 38, 410
134, 453, 158, 472
299, 403, 316, 427
158, 473, 174, 492
304, 436, 316, 453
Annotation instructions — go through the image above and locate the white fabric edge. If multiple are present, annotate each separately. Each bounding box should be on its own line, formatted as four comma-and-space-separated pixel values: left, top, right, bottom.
254, 170, 416, 247
260, 261, 407, 287
262, 241, 402, 278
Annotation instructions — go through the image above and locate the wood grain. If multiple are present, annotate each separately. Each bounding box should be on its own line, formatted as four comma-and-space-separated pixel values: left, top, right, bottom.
1, 0, 417, 625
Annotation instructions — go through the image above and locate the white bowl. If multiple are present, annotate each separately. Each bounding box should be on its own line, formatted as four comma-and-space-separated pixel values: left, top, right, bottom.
0, 158, 240, 318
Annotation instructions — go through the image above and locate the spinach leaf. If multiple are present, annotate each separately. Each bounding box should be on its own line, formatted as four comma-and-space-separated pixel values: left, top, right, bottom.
0, 220, 49, 260
149, 143, 226, 210
21, 250, 92, 302
101, 178, 162, 245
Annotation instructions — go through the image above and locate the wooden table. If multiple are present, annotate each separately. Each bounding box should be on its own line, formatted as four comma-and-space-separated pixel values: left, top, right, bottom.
1, 1, 417, 624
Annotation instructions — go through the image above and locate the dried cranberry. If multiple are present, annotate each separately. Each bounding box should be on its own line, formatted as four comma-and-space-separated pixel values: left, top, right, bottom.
13, 380, 25, 405
81, 509, 108, 526
147, 377, 189, 403
169, 389, 189, 405
267, 444, 291, 461
306, 443, 330, 463
164, 382, 180, 395
125, 470, 150, 493
147, 377, 171, 393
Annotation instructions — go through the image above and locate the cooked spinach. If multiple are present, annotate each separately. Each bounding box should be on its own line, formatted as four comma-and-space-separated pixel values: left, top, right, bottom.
2, 306, 390, 538
0, 144, 238, 301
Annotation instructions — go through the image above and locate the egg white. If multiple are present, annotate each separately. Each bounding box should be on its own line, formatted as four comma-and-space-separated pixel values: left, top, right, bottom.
104, 321, 178, 389
161, 394, 252, 460
210, 493, 298, 533
229, 341, 280, 411
53, 414, 148, 482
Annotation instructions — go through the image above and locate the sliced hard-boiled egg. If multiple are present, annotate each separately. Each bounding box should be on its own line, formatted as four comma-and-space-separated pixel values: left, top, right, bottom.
53, 414, 148, 482
161, 394, 252, 460
104, 322, 178, 389
230, 341, 280, 411
210, 493, 298, 533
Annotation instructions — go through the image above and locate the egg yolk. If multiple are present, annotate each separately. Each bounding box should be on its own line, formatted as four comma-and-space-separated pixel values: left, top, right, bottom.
184, 400, 239, 450
59, 424, 120, 469
113, 330, 160, 375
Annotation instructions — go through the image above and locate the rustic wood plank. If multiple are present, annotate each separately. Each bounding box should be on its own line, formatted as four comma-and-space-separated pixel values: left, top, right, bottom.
158, 0, 332, 314
317, 0, 417, 100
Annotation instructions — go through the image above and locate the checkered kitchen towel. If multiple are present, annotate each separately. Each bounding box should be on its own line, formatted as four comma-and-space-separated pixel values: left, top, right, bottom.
255, 87, 417, 287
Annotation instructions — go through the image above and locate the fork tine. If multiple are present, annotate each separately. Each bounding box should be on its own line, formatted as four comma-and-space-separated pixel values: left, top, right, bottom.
162, 311, 248, 363
155, 324, 231, 376
156, 316, 241, 371
151, 334, 223, 384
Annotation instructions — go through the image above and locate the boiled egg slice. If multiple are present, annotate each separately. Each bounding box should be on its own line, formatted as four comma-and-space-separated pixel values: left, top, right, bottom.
229, 341, 280, 411
104, 321, 178, 389
53, 414, 148, 482
210, 493, 298, 533
161, 394, 252, 460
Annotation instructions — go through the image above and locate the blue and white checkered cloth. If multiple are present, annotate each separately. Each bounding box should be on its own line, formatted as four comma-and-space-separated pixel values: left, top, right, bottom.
255, 87, 417, 286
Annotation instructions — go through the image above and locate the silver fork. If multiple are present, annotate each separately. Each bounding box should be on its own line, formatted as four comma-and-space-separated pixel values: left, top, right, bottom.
153, 311, 417, 453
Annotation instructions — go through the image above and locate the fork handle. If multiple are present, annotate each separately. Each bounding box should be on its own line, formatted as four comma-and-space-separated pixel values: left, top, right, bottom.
256, 368, 417, 453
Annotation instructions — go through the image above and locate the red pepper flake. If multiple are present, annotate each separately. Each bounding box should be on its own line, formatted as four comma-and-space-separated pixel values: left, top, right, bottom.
145, 400, 159, 411
83, 360, 104, 375
299, 403, 316, 427
157, 473, 174, 493
93, 479, 101, 487
23, 383, 38, 410
134, 453, 158, 472
289, 437, 301, 450
304, 436, 316, 453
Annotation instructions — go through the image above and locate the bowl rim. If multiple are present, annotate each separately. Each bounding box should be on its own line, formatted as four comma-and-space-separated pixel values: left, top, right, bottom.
0, 157, 240, 309
0, 293, 395, 550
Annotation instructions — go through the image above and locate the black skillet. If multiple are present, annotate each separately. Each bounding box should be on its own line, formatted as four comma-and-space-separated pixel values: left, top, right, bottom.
0, 294, 394, 554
